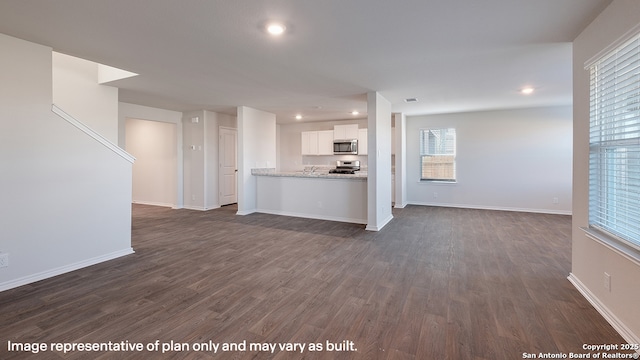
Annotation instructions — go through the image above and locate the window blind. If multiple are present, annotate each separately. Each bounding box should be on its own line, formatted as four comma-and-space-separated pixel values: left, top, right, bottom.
589, 33, 640, 249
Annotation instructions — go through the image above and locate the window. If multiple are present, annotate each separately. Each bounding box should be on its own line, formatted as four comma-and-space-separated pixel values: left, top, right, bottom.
588, 32, 640, 250
420, 128, 456, 181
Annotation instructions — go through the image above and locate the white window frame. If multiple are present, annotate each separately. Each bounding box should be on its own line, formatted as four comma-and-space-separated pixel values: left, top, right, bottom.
419, 128, 456, 182
587, 31, 640, 253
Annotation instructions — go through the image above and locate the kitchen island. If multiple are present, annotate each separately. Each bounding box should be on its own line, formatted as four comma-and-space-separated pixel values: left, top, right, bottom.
252, 168, 367, 224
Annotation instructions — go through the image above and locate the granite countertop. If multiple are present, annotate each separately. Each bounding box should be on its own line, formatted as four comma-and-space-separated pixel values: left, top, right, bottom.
252, 168, 367, 180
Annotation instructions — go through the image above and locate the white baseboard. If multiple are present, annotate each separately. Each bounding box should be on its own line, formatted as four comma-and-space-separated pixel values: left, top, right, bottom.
180, 205, 221, 211
394, 202, 407, 209
255, 208, 367, 225
568, 273, 640, 347
365, 214, 394, 231
182, 205, 206, 211
236, 209, 256, 216
0, 248, 135, 292
407, 201, 572, 215
132, 200, 175, 208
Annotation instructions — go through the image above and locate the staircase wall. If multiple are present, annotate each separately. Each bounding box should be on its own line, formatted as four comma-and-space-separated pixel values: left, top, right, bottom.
0, 33, 134, 291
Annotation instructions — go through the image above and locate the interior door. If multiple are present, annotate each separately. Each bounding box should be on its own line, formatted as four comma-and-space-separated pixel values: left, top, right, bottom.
219, 127, 237, 206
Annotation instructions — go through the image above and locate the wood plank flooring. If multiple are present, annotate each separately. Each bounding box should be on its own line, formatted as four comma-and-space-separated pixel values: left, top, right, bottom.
0, 205, 631, 359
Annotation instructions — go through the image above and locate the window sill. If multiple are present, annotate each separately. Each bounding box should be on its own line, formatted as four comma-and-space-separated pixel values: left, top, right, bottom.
581, 227, 640, 267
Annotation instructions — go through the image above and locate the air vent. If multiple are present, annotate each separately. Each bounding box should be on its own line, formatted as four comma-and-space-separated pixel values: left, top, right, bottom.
404, 98, 418, 103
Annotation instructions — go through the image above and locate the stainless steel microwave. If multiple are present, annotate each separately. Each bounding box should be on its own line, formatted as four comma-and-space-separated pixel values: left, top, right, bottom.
333, 139, 358, 155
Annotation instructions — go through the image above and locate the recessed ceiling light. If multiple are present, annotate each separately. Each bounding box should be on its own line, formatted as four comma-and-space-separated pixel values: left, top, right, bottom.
520, 87, 534, 95
404, 98, 419, 103
351, 111, 360, 115
295, 114, 302, 120
266, 23, 286, 36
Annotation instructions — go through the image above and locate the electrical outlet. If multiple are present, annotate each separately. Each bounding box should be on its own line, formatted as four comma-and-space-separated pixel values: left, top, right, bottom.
553, 197, 559, 204
433, 192, 438, 198
603, 272, 611, 292
0, 253, 9, 268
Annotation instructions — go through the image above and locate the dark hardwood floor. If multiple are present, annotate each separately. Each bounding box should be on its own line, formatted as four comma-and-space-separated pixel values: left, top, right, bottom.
0, 205, 630, 359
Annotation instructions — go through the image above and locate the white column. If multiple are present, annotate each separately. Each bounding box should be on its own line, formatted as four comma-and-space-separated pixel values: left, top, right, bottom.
237, 106, 277, 215
394, 112, 407, 208
366, 91, 393, 231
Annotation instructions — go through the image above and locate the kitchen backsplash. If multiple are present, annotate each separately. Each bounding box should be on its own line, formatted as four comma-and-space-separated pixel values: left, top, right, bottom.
299, 155, 367, 168
302, 164, 369, 173
296, 155, 393, 171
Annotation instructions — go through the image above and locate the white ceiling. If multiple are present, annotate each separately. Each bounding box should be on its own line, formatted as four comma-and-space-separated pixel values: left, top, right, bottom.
0, 0, 611, 123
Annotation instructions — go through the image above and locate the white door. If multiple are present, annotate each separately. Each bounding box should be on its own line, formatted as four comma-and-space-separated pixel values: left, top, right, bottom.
219, 127, 237, 205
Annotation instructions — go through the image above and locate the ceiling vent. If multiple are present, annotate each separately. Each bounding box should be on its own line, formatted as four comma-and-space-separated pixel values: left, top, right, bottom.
404, 98, 418, 103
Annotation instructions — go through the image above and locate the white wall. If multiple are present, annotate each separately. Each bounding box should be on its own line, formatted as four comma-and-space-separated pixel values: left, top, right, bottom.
126, 118, 178, 207
571, 0, 640, 344
0, 33, 133, 291
119, 102, 184, 207
278, 118, 368, 171
124, 105, 237, 211
182, 110, 206, 210
406, 106, 573, 214
366, 92, 393, 231
256, 176, 367, 224
52, 52, 119, 143
118, 102, 183, 147
98, 63, 137, 84
182, 110, 238, 210
237, 106, 277, 215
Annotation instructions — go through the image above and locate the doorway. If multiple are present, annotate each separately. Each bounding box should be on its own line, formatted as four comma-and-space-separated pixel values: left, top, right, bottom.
219, 127, 237, 206
126, 118, 178, 207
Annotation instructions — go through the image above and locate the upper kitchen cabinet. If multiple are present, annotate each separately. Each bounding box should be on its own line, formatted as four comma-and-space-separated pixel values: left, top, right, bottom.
301, 131, 318, 155
317, 130, 334, 155
302, 130, 333, 155
334, 124, 359, 140
358, 128, 368, 155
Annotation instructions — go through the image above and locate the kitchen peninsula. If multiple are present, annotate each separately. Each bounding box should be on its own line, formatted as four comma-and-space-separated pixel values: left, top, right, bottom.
251, 168, 367, 224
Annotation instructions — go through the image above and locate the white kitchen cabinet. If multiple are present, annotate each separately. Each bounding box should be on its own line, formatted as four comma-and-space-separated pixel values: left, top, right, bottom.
317, 130, 334, 155
334, 124, 359, 140
358, 128, 368, 155
301, 131, 318, 155
302, 130, 333, 155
